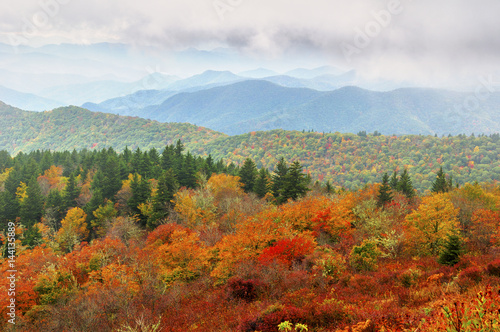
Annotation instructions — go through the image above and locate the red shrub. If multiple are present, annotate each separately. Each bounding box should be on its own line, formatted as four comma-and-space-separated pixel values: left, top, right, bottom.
258, 237, 314, 267
227, 277, 262, 302
486, 259, 500, 277
458, 266, 483, 289
257, 305, 308, 332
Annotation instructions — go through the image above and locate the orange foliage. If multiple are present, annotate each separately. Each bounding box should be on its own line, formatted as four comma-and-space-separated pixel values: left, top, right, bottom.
469, 208, 500, 250
0, 246, 58, 317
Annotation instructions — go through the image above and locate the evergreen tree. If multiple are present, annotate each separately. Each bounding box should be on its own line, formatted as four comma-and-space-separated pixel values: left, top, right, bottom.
280, 161, 309, 203
63, 173, 81, 209
178, 152, 197, 188
40, 151, 54, 172
21, 225, 42, 249
174, 139, 184, 157
123, 146, 132, 164
389, 170, 399, 189
377, 173, 393, 207
271, 157, 289, 203
85, 189, 104, 226
254, 168, 270, 198
149, 148, 162, 179
0, 150, 13, 170
19, 176, 44, 228
438, 234, 462, 266
46, 189, 64, 225
161, 145, 175, 171
101, 155, 122, 200
128, 174, 151, 226
0, 170, 20, 225
203, 154, 215, 176
324, 180, 334, 194
149, 169, 178, 228
397, 169, 415, 199
239, 158, 258, 193
431, 167, 450, 193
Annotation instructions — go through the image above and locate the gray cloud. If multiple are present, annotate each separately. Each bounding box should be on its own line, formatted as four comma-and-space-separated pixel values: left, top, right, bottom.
0, 0, 499, 86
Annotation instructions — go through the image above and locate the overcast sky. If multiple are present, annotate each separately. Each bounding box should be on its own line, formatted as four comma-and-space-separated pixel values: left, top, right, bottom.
1, 0, 499, 86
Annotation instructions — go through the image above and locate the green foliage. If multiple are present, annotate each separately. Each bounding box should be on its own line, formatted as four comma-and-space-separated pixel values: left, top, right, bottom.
278, 321, 309, 332
21, 224, 43, 249
254, 168, 270, 198
397, 168, 415, 199
149, 169, 178, 228
432, 167, 452, 193
438, 234, 462, 266
20, 176, 44, 228
239, 158, 257, 193
349, 239, 382, 272
272, 159, 309, 204
377, 172, 393, 207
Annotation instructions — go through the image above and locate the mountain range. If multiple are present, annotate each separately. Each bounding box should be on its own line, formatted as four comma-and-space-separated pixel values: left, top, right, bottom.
85, 80, 500, 136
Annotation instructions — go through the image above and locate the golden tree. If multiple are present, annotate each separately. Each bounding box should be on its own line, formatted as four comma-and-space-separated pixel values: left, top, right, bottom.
57, 207, 89, 252
404, 193, 460, 256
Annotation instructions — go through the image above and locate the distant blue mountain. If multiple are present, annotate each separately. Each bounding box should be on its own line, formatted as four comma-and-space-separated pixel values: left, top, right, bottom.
125, 81, 500, 136
0, 85, 63, 111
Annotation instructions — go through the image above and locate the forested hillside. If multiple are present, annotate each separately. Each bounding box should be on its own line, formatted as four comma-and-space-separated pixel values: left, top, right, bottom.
204, 130, 500, 192
1, 102, 500, 192
0, 142, 499, 331
0, 102, 224, 154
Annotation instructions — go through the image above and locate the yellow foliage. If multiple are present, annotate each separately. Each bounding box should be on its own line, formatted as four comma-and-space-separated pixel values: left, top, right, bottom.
206, 173, 243, 197
16, 182, 28, 203
404, 193, 460, 256
0, 167, 13, 187
57, 207, 89, 252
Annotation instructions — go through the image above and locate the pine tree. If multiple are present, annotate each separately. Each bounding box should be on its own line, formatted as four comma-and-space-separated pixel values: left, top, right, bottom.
46, 189, 64, 225
271, 157, 289, 203
21, 225, 42, 249
128, 174, 151, 226
438, 234, 462, 266
397, 169, 415, 199
280, 161, 309, 203
178, 152, 197, 188
239, 158, 258, 193
174, 139, 184, 157
19, 177, 44, 228
101, 155, 122, 200
63, 173, 81, 209
377, 173, 393, 207
389, 170, 399, 189
431, 167, 450, 193
325, 180, 334, 194
161, 145, 175, 171
149, 169, 178, 228
254, 168, 270, 198
203, 154, 215, 176
0, 170, 20, 225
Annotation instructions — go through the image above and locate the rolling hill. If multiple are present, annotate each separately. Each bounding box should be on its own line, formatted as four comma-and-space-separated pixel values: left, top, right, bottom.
124, 81, 500, 135
0, 102, 225, 154
1, 101, 499, 191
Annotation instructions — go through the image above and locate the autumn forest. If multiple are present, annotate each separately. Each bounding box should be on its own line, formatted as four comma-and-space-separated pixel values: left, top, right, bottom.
0, 140, 499, 331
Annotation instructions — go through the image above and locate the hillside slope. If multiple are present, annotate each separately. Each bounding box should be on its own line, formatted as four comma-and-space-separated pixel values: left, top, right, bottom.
1, 101, 499, 191
0, 102, 225, 154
